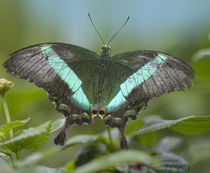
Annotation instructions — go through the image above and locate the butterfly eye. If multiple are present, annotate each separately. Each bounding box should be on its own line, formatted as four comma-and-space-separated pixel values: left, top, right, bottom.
91, 107, 97, 114
98, 108, 106, 119
99, 110, 104, 114
91, 107, 98, 119
92, 110, 97, 114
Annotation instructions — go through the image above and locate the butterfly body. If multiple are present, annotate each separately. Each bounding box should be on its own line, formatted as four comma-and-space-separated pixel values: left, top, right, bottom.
3, 42, 195, 148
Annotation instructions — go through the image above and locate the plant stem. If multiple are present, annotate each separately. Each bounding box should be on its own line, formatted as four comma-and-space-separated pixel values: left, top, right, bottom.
106, 126, 113, 146
16, 148, 20, 160
1, 94, 13, 138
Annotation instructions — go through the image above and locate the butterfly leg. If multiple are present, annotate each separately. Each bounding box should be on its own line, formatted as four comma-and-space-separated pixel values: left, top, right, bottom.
48, 95, 71, 116
135, 98, 150, 113
54, 112, 91, 145
54, 116, 70, 145
104, 115, 128, 149
119, 123, 128, 149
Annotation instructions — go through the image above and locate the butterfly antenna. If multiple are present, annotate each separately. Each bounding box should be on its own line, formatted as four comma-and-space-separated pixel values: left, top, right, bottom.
88, 12, 105, 45
107, 16, 130, 45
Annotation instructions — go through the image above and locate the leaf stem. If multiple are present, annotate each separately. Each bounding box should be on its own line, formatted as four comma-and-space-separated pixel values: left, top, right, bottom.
1, 94, 13, 138
106, 126, 113, 146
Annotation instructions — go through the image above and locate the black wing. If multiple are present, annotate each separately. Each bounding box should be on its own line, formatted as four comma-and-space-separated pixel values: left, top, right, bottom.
3, 43, 99, 115
106, 50, 195, 115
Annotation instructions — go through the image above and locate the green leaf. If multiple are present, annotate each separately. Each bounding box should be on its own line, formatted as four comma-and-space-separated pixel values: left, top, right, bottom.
0, 131, 4, 139
63, 135, 99, 149
156, 153, 189, 173
0, 121, 51, 154
169, 116, 210, 134
137, 132, 157, 147
134, 119, 174, 135
0, 148, 10, 157
15, 146, 58, 167
0, 118, 30, 140
192, 51, 210, 77
129, 166, 156, 173
133, 116, 210, 136
74, 143, 107, 168
65, 161, 75, 172
74, 150, 160, 173
17, 166, 64, 173
128, 153, 189, 173
15, 129, 23, 136
125, 118, 144, 135
192, 48, 210, 62
50, 118, 65, 133
189, 141, 210, 164
155, 137, 181, 152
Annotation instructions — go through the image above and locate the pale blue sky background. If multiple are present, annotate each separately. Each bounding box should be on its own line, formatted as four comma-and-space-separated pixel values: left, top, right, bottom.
19, 0, 210, 54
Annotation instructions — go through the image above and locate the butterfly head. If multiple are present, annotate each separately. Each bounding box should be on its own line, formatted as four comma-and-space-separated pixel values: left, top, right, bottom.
101, 45, 111, 56
91, 107, 106, 119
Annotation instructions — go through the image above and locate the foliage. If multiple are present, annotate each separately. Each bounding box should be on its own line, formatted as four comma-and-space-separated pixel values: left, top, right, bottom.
0, 118, 30, 140
133, 115, 210, 136
0, 80, 209, 172
0, 121, 51, 153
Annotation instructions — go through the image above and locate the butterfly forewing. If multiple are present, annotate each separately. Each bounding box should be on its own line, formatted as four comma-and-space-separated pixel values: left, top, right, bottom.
3, 43, 99, 114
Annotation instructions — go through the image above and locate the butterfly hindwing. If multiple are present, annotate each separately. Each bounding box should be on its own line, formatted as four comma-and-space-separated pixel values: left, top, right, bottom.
3, 43, 99, 114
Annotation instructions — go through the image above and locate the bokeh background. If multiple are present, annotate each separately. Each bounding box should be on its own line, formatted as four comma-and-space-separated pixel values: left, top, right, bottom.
0, 0, 210, 172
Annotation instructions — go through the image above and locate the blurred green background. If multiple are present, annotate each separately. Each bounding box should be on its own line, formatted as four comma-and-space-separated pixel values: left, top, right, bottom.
0, 0, 210, 172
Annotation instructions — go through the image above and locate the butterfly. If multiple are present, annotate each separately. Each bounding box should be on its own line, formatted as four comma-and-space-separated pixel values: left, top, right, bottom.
3, 15, 195, 149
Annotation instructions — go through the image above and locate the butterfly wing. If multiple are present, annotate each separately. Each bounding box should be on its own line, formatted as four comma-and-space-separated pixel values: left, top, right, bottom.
103, 50, 195, 116
3, 43, 99, 115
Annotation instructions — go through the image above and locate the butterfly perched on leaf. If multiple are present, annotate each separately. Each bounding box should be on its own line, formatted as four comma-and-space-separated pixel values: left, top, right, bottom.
3, 15, 195, 149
